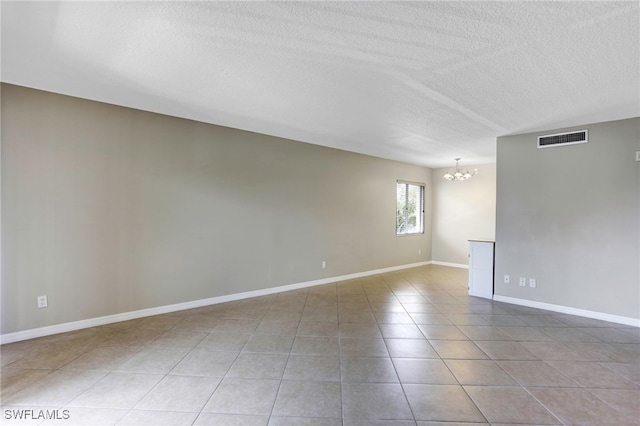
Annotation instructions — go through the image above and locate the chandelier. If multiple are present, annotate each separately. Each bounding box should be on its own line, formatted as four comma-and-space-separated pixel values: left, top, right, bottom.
443, 158, 477, 181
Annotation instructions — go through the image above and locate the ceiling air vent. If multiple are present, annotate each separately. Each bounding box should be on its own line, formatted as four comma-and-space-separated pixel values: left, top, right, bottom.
538, 129, 588, 148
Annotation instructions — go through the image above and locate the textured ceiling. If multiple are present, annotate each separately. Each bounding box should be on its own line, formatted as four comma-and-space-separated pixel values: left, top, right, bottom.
2, 1, 639, 168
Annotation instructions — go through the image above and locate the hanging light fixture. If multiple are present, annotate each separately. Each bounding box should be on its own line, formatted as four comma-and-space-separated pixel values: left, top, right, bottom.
443, 158, 477, 181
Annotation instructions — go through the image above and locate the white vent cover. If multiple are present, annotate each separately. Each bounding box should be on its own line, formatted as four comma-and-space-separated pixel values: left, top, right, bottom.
538, 129, 588, 148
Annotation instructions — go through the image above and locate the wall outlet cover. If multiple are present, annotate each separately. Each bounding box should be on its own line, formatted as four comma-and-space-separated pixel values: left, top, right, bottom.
37, 295, 48, 308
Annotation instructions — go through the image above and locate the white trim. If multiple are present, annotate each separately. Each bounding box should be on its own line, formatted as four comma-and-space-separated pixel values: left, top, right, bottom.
493, 295, 640, 327
0, 261, 432, 344
430, 260, 468, 269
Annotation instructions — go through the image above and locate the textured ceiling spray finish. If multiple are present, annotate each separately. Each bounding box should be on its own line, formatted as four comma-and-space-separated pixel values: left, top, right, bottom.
2, 1, 638, 167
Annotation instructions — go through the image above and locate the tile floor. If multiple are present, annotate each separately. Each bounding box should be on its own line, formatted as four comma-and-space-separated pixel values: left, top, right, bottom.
1, 265, 639, 425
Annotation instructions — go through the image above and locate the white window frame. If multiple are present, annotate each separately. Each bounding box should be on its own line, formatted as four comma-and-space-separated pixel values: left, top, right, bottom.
396, 180, 425, 236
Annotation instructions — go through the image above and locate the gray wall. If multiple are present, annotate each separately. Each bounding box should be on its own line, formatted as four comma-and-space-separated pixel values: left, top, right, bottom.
495, 117, 640, 319
1, 84, 432, 334
431, 164, 496, 266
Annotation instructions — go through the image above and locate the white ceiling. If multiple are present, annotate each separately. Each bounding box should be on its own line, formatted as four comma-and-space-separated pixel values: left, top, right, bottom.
2, 1, 639, 168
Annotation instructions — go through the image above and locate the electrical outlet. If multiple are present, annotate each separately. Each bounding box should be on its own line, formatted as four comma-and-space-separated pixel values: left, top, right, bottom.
519, 277, 526, 287
529, 278, 537, 288
37, 295, 48, 308
504, 275, 510, 284
636, 151, 640, 162
321, 261, 326, 269
418, 249, 421, 255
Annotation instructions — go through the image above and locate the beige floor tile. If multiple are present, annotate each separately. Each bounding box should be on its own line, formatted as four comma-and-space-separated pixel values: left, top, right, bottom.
444, 360, 517, 386
415, 422, 488, 426
3, 265, 638, 425
375, 312, 414, 324
338, 310, 377, 323
215, 318, 261, 333
403, 304, 441, 315
0, 368, 52, 399
340, 338, 389, 357
396, 295, 428, 304
385, 339, 438, 358
429, 340, 488, 360
379, 324, 424, 339
394, 358, 457, 384
464, 385, 560, 424
67, 372, 163, 409
600, 361, 640, 383
243, 334, 295, 354
117, 410, 198, 425
170, 348, 238, 377
498, 326, 557, 342
5, 344, 88, 370
291, 337, 340, 356
4, 370, 106, 406
134, 375, 219, 412
457, 325, 512, 341
226, 352, 287, 379
588, 388, 640, 422
196, 332, 251, 351
528, 387, 638, 426
202, 378, 280, 415
147, 330, 208, 348
474, 340, 539, 360
548, 360, 639, 389
564, 342, 626, 361
272, 380, 341, 418
194, 413, 269, 425
444, 314, 489, 326
539, 326, 601, 342
516, 315, 568, 327
579, 327, 640, 344
255, 319, 300, 335
433, 304, 472, 314
339, 323, 383, 339
345, 420, 417, 426
173, 315, 224, 333
404, 384, 486, 423
341, 357, 398, 383
0, 340, 50, 367
417, 325, 468, 340
408, 313, 452, 325
40, 407, 129, 425
297, 321, 339, 337
338, 301, 370, 311
342, 383, 413, 420
270, 416, 342, 425
283, 355, 340, 381
519, 341, 595, 361
427, 296, 460, 305
479, 314, 528, 326
61, 346, 141, 371
135, 314, 183, 330
497, 360, 578, 387
100, 327, 166, 346
301, 308, 339, 322
115, 347, 189, 374
369, 302, 406, 313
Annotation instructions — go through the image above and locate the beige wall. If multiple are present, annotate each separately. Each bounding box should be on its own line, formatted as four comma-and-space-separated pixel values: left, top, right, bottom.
1, 84, 432, 334
495, 117, 640, 319
431, 164, 496, 266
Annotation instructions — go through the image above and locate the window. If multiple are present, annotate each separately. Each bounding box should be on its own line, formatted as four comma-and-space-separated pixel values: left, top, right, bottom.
396, 181, 424, 235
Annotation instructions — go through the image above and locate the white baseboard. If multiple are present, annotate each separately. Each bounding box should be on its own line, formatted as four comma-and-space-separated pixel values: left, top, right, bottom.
430, 260, 469, 269
493, 295, 640, 327
0, 261, 432, 344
